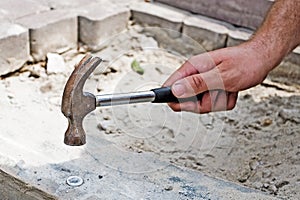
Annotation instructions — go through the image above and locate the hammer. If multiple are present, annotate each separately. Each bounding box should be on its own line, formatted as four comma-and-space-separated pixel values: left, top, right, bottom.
62, 54, 200, 146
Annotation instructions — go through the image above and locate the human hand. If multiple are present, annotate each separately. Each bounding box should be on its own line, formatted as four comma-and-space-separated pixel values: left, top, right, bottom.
163, 42, 271, 113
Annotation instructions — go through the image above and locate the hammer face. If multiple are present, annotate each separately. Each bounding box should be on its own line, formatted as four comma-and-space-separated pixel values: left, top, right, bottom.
61, 55, 102, 146
64, 117, 86, 146
63, 92, 96, 146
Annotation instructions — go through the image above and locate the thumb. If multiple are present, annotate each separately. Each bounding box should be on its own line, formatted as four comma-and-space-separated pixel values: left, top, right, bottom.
171, 68, 224, 98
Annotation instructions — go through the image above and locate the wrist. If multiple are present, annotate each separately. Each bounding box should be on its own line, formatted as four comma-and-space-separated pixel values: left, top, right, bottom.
243, 38, 284, 74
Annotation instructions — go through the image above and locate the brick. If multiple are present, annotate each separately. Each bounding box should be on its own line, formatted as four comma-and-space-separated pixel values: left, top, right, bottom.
131, 2, 187, 37
16, 10, 77, 61
0, 0, 49, 20
0, 23, 29, 76
183, 15, 230, 51
78, 3, 130, 51
227, 28, 252, 47
155, 0, 273, 30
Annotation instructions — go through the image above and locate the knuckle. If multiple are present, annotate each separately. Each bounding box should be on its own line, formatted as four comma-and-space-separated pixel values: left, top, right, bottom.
172, 108, 181, 112
190, 75, 204, 92
200, 108, 211, 114
169, 104, 181, 112
227, 101, 236, 110
227, 92, 238, 110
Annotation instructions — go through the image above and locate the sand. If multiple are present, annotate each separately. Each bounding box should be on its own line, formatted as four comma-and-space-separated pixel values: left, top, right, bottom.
1, 25, 299, 199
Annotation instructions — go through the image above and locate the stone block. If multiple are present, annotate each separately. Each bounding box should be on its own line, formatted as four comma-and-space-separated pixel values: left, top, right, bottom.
16, 10, 77, 61
78, 3, 130, 51
0, 0, 49, 20
0, 23, 29, 76
155, 0, 273, 30
35, 0, 98, 9
131, 2, 186, 35
285, 46, 300, 66
183, 15, 230, 51
270, 61, 300, 85
227, 28, 252, 47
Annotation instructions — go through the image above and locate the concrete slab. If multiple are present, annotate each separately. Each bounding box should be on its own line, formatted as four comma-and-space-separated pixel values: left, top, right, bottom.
0, 87, 279, 199
0, 0, 49, 20
77, 3, 130, 51
0, 50, 278, 200
183, 15, 230, 51
16, 9, 77, 61
0, 23, 29, 75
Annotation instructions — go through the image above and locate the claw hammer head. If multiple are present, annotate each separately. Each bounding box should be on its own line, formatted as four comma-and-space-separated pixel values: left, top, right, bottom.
61, 55, 102, 146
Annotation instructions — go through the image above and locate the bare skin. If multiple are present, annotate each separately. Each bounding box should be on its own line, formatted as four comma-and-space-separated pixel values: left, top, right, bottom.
164, 0, 300, 113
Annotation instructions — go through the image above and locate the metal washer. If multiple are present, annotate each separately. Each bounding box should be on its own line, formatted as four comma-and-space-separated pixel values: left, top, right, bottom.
66, 176, 84, 187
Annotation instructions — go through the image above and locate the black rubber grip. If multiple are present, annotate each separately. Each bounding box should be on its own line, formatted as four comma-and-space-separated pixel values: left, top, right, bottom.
151, 87, 178, 103
151, 87, 203, 103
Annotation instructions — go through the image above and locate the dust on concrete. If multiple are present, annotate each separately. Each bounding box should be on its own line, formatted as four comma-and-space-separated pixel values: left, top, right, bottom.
0, 24, 299, 199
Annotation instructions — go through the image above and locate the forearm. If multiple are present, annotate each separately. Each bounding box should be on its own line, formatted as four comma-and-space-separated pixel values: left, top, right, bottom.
248, 0, 300, 71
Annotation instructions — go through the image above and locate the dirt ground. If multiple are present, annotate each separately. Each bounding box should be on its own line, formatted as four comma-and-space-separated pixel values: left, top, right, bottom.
1, 25, 299, 199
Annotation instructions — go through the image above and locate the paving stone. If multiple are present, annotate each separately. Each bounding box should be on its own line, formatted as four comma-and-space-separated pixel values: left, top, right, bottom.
227, 28, 252, 47
272, 47, 300, 84
131, 2, 187, 37
0, 0, 49, 20
0, 23, 29, 76
155, 0, 273, 30
78, 3, 130, 51
16, 10, 77, 61
286, 47, 300, 66
183, 15, 230, 51
35, 0, 98, 9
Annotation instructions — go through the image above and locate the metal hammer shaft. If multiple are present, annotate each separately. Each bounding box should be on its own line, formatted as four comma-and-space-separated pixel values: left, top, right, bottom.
96, 90, 155, 106
96, 86, 201, 107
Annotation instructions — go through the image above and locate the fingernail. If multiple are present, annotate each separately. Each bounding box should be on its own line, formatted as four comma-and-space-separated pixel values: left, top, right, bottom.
172, 82, 185, 97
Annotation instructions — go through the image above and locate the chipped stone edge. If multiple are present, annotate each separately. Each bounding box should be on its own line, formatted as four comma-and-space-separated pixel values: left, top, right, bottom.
0, 23, 30, 76
0, 169, 57, 200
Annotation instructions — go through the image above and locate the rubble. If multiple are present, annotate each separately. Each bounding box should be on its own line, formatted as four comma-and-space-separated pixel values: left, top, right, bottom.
46, 53, 66, 74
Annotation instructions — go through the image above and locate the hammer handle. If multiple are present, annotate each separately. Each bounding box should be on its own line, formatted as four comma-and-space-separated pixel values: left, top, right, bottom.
151, 87, 178, 103
151, 87, 203, 103
96, 87, 202, 107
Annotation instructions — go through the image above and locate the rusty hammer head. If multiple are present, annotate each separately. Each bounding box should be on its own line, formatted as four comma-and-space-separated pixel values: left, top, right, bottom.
61, 55, 102, 146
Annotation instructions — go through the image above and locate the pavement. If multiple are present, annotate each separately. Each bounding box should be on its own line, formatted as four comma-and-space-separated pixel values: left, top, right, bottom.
0, 0, 296, 199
